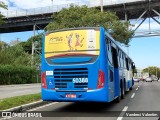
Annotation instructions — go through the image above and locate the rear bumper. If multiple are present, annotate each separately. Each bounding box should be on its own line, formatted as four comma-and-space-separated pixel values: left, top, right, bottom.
41, 88, 108, 102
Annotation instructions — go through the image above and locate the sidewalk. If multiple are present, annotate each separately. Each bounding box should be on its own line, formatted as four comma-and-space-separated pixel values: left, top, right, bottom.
0, 83, 41, 88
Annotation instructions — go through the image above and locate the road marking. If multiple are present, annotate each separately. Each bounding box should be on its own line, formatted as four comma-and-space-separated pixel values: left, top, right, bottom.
136, 88, 138, 91
131, 93, 135, 98
28, 102, 59, 111
117, 106, 128, 120
138, 86, 140, 88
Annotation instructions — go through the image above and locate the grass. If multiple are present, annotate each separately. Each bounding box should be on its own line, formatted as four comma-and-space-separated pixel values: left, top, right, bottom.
0, 93, 41, 110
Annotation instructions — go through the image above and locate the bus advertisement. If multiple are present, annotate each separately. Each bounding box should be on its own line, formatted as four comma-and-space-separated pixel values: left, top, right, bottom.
41, 27, 135, 102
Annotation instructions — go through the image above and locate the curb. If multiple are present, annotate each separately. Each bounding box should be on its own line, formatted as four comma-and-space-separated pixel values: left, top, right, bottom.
2, 100, 52, 112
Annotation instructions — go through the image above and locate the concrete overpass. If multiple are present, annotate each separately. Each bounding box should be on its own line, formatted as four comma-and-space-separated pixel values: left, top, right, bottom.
0, 0, 160, 35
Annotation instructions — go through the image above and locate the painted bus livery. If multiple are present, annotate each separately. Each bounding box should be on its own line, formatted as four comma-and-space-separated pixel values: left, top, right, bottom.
41, 27, 135, 102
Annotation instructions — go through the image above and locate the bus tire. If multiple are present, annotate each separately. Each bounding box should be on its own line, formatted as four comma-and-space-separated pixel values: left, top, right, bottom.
124, 80, 127, 94
129, 87, 132, 90
121, 80, 125, 99
115, 96, 121, 103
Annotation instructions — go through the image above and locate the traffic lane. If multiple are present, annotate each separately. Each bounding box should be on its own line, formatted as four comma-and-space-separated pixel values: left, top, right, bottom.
7, 82, 140, 120
122, 81, 160, 120
127, 81, 160, 111
15, 82, 140, 120
31, 82, 140, 112
0, 84, 41, 99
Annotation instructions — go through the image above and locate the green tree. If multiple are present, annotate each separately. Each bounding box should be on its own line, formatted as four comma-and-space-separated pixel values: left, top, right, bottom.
46, 5, 134, 45
143, 66, 160, 77
0, 41, 9, 50
0, 1, 7, 24
0, 44, 31, 66
20, 34, 42, 54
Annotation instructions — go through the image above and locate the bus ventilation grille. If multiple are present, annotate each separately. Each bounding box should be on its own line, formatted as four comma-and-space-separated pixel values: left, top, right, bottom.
54, 68, 88, 89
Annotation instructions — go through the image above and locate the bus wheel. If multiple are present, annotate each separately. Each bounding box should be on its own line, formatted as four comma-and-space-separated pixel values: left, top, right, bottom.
115, 96, 121, 103
121, 81, 125, 99
129, 87, 132, 90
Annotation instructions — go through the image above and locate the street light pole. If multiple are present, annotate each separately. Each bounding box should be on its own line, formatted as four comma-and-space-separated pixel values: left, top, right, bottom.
31, 24, 36, 66
100, 0, 103, 12
51, 0, 53, 12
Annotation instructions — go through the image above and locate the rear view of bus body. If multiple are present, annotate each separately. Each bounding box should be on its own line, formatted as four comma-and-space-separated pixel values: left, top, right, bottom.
41, 27, 135, 102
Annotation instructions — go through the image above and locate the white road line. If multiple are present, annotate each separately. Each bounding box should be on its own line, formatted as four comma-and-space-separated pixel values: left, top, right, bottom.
117, 106, 128, 120
28, 102, 59, 111
122, 106, 128, 111
131, 93, 135, 98
136, 88, 138, 91
138, 86, 140, 88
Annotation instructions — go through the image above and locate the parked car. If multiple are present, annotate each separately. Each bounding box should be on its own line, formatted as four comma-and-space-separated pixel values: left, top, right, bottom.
153, 77, 159, 82
133, 77, 140, 82
145, 77, 153, 82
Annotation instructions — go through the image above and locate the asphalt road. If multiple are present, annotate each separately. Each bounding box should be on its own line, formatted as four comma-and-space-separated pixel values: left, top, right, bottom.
0, 83, 41, 99
5, 81, 160, 120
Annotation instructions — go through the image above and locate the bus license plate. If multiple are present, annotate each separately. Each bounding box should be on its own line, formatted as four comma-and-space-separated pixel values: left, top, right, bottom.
66, 94, 76, 98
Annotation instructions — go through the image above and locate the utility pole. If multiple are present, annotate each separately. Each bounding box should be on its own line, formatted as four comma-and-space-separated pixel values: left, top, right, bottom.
100, 0, 103, 12
31, 24, 36, 66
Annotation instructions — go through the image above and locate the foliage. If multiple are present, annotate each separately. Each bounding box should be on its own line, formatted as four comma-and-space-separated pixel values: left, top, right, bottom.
142, 66, 160, 77
0, 65, 38, 85
0, 44, 31, 65
0, 93, 41, 110
0, 1, 7, 25
20, 34, 42, 54
9, 39, 21, 46
133, 66, 137, 73
0, 34, 42, 85
0, 1, 7, 9
46, 5, 134, 45
0, 41, 9, 50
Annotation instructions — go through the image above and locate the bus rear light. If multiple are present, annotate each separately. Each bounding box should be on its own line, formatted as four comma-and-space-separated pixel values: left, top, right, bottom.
97, 70, 105, 89
41, 72, 47, 89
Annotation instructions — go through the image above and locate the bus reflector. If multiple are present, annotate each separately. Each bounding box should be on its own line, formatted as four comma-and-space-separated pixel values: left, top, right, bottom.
42, 72, 47, 89
97, 70, 105, 89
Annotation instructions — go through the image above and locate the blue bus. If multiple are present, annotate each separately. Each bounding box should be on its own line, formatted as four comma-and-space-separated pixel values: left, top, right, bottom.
41, 27, 135, 102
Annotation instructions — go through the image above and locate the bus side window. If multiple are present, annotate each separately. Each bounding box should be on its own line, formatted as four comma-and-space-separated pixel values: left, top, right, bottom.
123, 55, 126, 68
111, 46, 118, 68
129, 60, 132, 70
106, 38, 110, 51
121, 53, 124, 68
106, 38, 113, 65
117, 49, 121, 67
125, 58, 129, 70
118, 51, 121, 67
132, 62, 135, 70
110, 70, 114, 82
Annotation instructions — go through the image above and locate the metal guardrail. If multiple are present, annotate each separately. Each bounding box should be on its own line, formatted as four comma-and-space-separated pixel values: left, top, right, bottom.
1, 0, 145, 18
